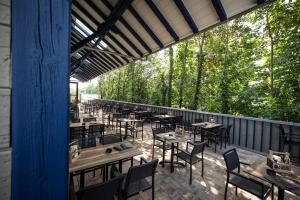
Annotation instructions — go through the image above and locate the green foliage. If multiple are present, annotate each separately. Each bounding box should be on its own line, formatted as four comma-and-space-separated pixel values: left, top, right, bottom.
98, 0, 300, 122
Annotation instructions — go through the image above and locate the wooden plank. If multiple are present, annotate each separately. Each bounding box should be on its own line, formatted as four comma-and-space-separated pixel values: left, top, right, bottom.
0, 3, 10, 25
12, 0, 70, 199
0, 148, 11, 200
0, 89, 10, 148
0, 0, 10, 6
0, 25, 10, 47
0, 47, 11, 87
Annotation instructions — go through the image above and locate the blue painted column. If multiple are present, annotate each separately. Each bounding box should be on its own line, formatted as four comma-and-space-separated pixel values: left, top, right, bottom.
12, 0, 70, 199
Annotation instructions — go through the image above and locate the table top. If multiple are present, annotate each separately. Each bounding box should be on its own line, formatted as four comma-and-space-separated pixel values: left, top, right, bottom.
157, 131, 191, 143
244, 160, 300, 194
69, 122, 103, 128
154, 115, 176, 119
69, 142, 141, 173
192, 122, 222, 129
117, 118, 142, 122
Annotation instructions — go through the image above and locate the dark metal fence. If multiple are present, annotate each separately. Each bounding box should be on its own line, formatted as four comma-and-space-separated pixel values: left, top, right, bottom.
94, 99, 300, 162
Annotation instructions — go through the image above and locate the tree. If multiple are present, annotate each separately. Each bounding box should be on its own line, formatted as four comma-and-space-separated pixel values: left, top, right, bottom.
167, 47, 174, 107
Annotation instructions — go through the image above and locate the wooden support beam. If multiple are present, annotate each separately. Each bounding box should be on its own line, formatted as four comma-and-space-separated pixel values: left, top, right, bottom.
174, 0, 198, 34
81, 0, 141, 57
102, 0, 152, 54
71, 0, 133, 54
72, 11, 128, 64
12, 0, 69, 199
211, 0, 227, 21
128, 5, 163, 48
257, 0, 266, 5
145, 0, 179, 41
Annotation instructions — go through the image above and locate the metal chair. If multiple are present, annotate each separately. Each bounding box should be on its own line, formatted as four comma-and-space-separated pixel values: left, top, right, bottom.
279, 125, 300, 153
111, 158, 159, 200
175, 141, 206, 184
223, 148, 273, 200
152, 127, 174, 167
128, 120, 144, 140
77, 174, 125, 200
70, 126, 85, 141
88, 124, 105, 143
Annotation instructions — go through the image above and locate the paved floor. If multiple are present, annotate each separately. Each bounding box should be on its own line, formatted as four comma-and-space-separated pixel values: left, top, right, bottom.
72, 114, 299, 200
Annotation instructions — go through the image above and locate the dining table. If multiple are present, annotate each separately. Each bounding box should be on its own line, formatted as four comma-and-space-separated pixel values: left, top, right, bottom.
69, 142, 141, 188
192, 122, 223, 142
153, 114, 176, 128
156, 131, 191, 173
244, 160, 300, 200
117, 118, 142, 139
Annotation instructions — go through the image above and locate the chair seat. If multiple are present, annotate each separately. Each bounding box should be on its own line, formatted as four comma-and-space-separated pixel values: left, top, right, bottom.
229, 174, 271, 198
177, 151, 202, 164
125, 179, 152, 197
154, 143, 171, 150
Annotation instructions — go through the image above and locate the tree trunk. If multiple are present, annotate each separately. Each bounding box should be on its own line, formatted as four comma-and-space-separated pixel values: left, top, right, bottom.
220, 25, 230, 114
179, 42, 188, 108
117, 71, 121, 100
161, 74, 167, 106
192, 34, 206, 110
266, 11, 275, 97
167, 47, 173, 107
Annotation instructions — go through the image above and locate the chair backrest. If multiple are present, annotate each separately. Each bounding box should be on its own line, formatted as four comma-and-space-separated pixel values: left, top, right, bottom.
191, 142, 206, 155
152, 127, 166, 136
77, 175, 124, 200
70, 126, 85, 140
124, 159, 159, 195
225, 125, 232, 137
223, 148, 240, 172
174, 116, 183, 123
194, 118, 203, 123
79, 136, 96, 149
89, 124, 105, 137
279, 125, 288, 151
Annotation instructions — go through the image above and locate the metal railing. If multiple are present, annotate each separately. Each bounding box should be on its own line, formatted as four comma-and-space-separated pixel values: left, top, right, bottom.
93, 99, 300, 162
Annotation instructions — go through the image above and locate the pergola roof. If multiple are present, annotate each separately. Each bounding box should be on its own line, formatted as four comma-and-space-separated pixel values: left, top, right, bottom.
71, 0, 270, 82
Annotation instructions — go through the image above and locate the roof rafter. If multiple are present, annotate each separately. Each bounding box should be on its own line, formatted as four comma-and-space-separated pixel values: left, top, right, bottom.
211, 0, 227, 22
102, 0, 152, 54
145, 0, 179, 42
128, 5, 163, 48
174, 0, 198, 34
71, 11, 129, 64
71, 0, 133, 54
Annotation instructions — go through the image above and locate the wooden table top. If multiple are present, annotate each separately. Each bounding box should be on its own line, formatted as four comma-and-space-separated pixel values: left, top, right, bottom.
244, 160, 300, 194
154, 115, 176, 119
157, 132, 191, 143
117, 118, 142, 122
69, 142, 141, 173
192, 122, 222, 129
69, 122, 103, 128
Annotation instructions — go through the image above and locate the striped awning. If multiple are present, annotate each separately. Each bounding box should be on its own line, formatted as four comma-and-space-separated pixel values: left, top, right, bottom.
71, 0, 271, 82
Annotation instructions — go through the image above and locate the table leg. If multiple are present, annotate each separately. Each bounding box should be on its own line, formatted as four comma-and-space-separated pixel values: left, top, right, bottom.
124, 122, 128, 139
171, 142, 174, 173
278, 188, 285, 200
80, 170, 84, 188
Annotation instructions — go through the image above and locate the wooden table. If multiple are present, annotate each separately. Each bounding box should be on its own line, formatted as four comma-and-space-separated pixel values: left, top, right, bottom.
244, 160, 300, 200
117, 118, 142, 139
157, 132, 191, 173
69, 142, 141, 187
192, 122, 223, 142
153, 115, 176, 128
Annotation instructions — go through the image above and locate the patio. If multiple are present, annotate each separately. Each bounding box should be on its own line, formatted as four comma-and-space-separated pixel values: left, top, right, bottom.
69, 110, 299, 200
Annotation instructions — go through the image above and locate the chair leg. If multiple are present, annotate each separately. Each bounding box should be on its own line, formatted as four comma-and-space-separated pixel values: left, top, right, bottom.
189, 164, 192, 184
201, 160, 204, 177
152, 145, 155, 160
235, 187, 238, 195
224, 182, 228, 200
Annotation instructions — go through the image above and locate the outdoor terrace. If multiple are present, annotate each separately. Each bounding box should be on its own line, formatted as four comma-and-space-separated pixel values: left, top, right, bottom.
69, 102, 300, 200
